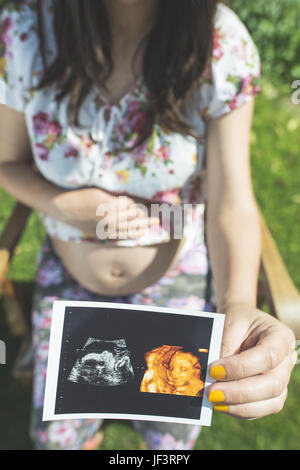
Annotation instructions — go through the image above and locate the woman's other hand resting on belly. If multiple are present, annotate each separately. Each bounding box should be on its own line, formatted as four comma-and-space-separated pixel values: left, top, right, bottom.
0, 104, 158, 241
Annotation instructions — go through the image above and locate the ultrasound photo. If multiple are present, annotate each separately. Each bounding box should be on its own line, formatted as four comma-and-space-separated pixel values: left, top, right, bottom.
68, 338, 134, 386
43, 301, 225, 426
140, 345, 205, 397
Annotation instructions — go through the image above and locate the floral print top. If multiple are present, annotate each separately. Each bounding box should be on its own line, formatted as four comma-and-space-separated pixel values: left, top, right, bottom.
0, 0, 261, 246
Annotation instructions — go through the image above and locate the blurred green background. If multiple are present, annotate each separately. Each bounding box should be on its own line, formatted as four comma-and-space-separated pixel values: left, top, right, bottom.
230, 0, 300, 82
0, 0, 300, 450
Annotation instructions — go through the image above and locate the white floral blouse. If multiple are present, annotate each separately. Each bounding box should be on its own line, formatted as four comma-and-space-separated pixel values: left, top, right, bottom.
0, 0, 261, 247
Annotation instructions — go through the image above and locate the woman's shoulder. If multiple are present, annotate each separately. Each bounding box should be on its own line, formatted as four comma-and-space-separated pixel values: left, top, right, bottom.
212, 3, 261, 69
199, 3, 261, 120
0, 0, 55, 52
214, 3, 255, 35
0, 0, 39, 33
185, 3, 261, 127
0, 0, 55, 111
0, 0, 55, 58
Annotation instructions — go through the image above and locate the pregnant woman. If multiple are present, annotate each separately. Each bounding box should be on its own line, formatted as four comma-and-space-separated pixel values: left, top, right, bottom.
0, 0, 296, 451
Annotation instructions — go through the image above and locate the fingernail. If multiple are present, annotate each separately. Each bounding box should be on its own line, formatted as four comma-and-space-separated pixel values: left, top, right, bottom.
210, 365, 226, 380
214, 405, 229, 413
208, 390, 225, 403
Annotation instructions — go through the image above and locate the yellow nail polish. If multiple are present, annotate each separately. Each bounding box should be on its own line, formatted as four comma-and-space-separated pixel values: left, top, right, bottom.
208, 390, 225, 403
214, 405, 229, 413
210, 365, 226, 380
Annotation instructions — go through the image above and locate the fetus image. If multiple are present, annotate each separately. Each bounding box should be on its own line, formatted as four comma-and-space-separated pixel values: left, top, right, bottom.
68, 338, 135, 386
140, 345, 205, 397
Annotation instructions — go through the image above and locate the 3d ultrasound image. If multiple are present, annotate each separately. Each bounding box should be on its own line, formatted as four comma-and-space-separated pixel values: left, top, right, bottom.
140, 345, 205, 397
68, 338, 135, 386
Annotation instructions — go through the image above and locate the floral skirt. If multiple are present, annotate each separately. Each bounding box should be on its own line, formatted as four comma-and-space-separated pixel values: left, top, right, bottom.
29, 231, 217, 450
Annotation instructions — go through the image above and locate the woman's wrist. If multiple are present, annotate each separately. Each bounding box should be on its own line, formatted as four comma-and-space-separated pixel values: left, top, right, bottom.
217, 300, 258, 315
51, 187, 105, 225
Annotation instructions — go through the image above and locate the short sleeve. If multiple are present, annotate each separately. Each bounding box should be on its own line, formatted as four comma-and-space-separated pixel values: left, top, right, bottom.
202, 4, 261, 120
0, 1, 41, 112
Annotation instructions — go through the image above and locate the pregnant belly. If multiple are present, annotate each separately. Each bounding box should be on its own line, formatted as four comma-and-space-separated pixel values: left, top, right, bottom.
51, 237, 185, 296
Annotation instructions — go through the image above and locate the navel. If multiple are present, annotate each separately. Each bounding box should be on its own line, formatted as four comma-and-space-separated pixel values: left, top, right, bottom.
110, 266, 125, 278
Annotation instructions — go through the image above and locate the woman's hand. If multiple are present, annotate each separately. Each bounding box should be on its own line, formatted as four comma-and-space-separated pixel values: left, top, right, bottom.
207, 302, 297, 419
54, 187, 159, 239
0, 106, 157, 239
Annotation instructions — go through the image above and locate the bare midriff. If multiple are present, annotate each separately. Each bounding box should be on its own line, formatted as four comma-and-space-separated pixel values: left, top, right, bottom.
52, 237, 185, 297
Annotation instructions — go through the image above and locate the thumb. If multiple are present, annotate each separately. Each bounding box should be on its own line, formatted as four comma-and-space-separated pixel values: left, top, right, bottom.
219, 314, 246, 359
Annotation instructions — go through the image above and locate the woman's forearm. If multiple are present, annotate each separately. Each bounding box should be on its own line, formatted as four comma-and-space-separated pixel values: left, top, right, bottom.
206, 202, 262, 313
0, 161, 108, 229
0, 161, 66, 218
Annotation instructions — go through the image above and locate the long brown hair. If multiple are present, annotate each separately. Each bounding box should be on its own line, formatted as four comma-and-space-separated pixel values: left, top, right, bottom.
36, 0, 220, 146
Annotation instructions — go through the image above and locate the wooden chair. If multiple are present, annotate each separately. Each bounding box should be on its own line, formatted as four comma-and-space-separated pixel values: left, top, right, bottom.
0, 203, 33, 379
1, 201, 300, 381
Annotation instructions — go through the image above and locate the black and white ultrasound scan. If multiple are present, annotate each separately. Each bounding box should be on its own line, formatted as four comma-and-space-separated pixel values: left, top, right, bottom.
43, 300, 225, 427
68, 338, 135, 386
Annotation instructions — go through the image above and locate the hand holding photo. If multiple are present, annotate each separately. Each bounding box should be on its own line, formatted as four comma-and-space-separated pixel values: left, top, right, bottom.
43, 301, 225, 426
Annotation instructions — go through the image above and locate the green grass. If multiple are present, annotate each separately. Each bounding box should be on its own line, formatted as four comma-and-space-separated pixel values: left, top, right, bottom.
0, 82, 300, 450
